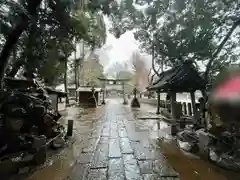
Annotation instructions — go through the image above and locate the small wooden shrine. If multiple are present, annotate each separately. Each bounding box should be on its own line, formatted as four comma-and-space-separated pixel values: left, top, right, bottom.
148, 60, 206, 121
76, 86, 102, 108
3, 77, 67, 112
45, 87, 67, 111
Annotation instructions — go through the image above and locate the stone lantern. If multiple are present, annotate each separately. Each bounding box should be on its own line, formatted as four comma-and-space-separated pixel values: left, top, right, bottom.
131, 87, 140, 108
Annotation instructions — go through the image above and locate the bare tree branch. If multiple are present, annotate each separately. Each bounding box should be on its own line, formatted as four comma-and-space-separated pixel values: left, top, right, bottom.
204, 19, 240, 81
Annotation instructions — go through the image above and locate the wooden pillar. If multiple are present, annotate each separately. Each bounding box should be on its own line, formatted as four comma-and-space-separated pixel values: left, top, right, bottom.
190, 91, 197, 121
187, 103, 192, 116
176, 102, 182, 118
102, 81, 106, 104
156, 90, 160, 114
56, 95, 59, 112
182, 102, 187, 115
170, 92, 177, 119
122, 82, 127, 104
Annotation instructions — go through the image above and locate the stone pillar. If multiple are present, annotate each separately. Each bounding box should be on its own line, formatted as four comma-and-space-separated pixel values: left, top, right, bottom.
131, 87, 140, 108
187, 103, 192, 116
156, 90, 160, 114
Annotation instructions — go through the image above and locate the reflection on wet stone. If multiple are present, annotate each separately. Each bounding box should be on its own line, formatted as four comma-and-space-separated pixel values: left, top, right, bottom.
131, 142, 151, 160
142, 174, 154, 180
139, 160, 153, 174
118, 127, 128, 138
68, 163, 89, 180
99, 137, 109, 144
108, 158, 125, 180
120, 138, 133, 154
77, 153, 94, 164
91, 143, 109, 168
141, 139, 151, 148
109, 138, 121, 158
35, 100, 186, 180
123, 155, 142, 180
110, 125, 118, 138
153, 159, 179, 178
117, 120, 125, 128
88, 168, 107, 180
102, 127, 110, 137
82, 138, 99, 153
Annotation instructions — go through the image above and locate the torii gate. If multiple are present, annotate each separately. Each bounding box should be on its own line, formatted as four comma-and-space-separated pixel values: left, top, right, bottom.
98, 77, 130, 105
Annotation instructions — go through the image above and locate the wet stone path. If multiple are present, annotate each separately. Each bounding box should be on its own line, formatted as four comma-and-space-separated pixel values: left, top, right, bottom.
66, 99, 178, 180
22, 99, 240, 180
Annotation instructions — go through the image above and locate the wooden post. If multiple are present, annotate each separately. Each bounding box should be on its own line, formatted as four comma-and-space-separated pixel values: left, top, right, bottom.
170, 92, 177, 119
102, 90, 105, 104
187, 103, 192, 116
190, 91, 197, 121
122, 82, 127, 104
183, 102, 187, 115
176, 102, 182, 118
56, 95, 59, 112
102, 81, 106, 105
67, 120, 74, 137
156, 90, 160, 114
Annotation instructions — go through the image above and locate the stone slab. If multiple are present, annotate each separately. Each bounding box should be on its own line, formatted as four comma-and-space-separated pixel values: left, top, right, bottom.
109, 138, 121, 158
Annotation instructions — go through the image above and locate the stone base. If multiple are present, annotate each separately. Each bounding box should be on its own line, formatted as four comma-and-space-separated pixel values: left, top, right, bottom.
131, 97, 140, 108
198, 131, 210, 159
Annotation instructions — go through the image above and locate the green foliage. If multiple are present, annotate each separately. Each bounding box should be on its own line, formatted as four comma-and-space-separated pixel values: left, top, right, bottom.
117, 70, 135, 93
79, 53, 104, 87
109, 0, 240, 83
0, 0, 109, 84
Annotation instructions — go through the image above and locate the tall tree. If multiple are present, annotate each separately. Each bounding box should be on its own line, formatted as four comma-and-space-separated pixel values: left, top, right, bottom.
0, 0, 113, 83
108, 0, 240, 87
79, 53, 104, 87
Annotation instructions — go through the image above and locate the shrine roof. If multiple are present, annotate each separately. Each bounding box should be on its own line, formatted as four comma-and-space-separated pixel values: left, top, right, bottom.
148, 60, 206, 92
98, 77, 130, 81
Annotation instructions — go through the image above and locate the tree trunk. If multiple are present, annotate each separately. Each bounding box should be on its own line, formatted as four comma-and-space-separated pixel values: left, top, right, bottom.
151, 38, 161, 78
7, 60, 25, 77
64, 59, 69, 105
78, 40, 84, 86
0, 0, 42, 83
74, 42, 78, 102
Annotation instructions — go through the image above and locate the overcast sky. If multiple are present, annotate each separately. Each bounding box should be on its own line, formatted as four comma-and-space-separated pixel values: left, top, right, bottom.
70, 16, 152, 74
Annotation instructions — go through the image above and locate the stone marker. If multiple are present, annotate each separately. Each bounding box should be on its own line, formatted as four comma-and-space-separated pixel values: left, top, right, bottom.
67, 119, 74, 137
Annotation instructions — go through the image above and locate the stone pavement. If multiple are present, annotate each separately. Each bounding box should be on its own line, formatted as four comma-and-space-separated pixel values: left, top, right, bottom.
27, 98, 239, 180
66, 99, 178, 180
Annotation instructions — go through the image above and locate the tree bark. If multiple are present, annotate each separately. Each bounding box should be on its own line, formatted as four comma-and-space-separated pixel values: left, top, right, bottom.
74, 42, 78, 102
151, 39, 161, 78
0, 0, 42, 83
7, 60, 25, 77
